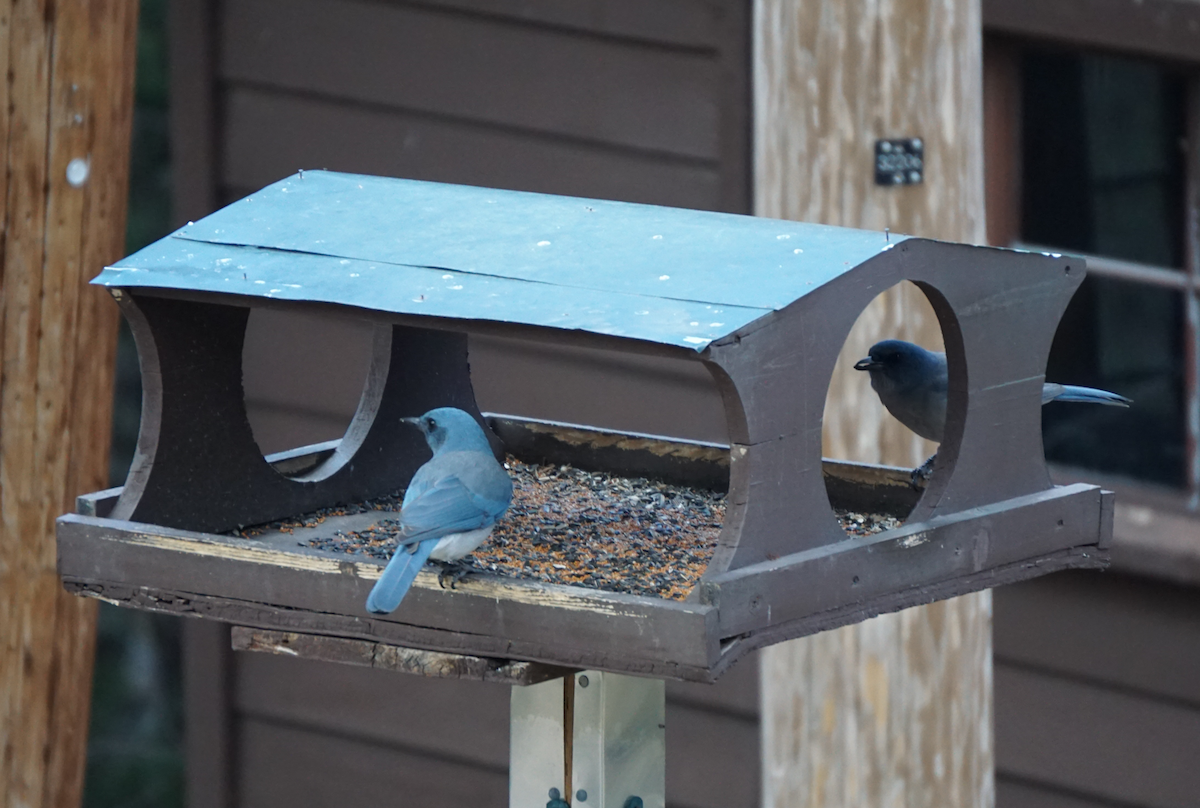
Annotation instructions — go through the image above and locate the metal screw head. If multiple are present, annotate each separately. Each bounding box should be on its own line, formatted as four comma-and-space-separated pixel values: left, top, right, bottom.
578, 674, 589, 688
576, 790, 588, 802
548, 789, 561, 800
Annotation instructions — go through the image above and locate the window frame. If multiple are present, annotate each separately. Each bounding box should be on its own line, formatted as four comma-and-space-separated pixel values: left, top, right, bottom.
983, 2, 1200, 578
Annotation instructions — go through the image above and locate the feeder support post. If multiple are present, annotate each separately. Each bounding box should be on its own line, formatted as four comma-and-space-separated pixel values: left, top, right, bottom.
0, 2, 138, 807
511, 672, 665, 808
755, 0, 991, 804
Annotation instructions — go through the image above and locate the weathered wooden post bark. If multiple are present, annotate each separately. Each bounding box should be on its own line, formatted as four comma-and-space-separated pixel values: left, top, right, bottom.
0, 2, 138, 806
755, 1, 993, 806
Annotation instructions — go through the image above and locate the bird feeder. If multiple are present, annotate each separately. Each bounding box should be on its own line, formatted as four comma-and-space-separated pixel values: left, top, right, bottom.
56, 171, 1111, 683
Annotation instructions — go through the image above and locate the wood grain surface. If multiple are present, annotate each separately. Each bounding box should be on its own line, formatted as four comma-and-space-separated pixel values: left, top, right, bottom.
0, 2, 137, 807
754, 0, 993, 805
230, 627, 577, 685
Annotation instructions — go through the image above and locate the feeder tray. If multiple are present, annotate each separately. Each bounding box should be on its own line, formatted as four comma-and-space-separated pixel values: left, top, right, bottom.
56, 172, 1111, 682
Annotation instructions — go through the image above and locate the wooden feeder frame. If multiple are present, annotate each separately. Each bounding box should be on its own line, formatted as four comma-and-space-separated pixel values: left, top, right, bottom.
56, 172, 1111, 683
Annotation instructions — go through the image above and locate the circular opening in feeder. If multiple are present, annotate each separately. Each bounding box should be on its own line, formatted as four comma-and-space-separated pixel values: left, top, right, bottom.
821, 280, 961, 534
242, 308, 375, 480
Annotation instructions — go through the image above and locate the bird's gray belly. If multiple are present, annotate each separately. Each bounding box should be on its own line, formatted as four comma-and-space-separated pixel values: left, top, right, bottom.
429, 525, 494, 561
876, 385, 946, 443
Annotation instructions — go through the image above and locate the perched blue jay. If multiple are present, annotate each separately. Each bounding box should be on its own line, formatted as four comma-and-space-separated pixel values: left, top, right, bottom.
366, 407, 513, 615
854, 340, 1130, 483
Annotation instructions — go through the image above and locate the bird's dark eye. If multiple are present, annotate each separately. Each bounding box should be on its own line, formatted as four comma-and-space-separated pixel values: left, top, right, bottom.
426, 418, 437, 430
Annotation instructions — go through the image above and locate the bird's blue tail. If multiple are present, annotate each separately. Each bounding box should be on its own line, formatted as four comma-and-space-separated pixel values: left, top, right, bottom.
1044, 383, 1131, 407
366, 539, 437, 614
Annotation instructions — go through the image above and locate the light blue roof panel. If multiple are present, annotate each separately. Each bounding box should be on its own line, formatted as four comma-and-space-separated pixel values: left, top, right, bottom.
94, 171, 906, 351
103, 239, 766, 348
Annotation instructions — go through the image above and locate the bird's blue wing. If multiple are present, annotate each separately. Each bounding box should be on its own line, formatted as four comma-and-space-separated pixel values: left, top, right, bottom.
395, 472, 505, 543
365, 470, 508, 614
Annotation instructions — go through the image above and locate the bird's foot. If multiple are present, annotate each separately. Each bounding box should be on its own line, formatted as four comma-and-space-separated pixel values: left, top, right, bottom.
910, 454, 937, 490
436, 561, 473, 590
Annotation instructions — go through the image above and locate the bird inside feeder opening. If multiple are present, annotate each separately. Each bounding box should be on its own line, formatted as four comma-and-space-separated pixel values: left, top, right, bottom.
822, 281, 946, 532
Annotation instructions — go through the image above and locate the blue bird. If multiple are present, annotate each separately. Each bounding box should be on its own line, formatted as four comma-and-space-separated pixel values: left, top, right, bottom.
853, 339, 1130, 483
366, 407, 513, 615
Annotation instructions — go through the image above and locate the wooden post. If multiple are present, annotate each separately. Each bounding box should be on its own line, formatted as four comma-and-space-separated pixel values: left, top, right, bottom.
0, 2, 138, 807
755, 1, 993, 806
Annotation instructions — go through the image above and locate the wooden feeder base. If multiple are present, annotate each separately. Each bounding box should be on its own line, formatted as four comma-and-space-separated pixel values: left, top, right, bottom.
231, 627, 575, 685
56, 416, 1110, 683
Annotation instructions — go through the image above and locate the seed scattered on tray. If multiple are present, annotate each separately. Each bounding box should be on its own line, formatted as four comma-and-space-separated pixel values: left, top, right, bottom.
310, 458, 724, 600
838, 510, 903, 538
234, 458, 901, 600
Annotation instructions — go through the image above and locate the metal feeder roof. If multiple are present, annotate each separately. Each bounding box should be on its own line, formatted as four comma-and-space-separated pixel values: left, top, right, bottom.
95, 170, 897, 351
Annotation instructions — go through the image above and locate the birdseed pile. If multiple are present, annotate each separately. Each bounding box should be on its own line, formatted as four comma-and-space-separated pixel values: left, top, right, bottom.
237, 457, 901, 601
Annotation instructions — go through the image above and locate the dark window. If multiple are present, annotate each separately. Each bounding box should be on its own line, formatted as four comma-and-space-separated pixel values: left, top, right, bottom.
1022, 47, 1188, 487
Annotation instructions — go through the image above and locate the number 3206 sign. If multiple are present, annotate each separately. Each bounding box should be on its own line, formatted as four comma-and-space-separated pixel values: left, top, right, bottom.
875, 138, 924, 186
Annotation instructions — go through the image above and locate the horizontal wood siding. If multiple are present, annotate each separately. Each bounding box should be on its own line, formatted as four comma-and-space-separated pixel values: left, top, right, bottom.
666, 693, 759, 808
221, 87, 726, 211
236, 654, 510, 769
995, 665, 1200, 808
240, 309, 730, 458
995, 571, 1200, 707
213, 0, 745, 462
213, 0, 747, 213
996, 779, 1113, 808
983, 0, 1200, 66
238, 718, 509, 807
177, 4, 1200, 808
232, 652, 758, 808
216, 568, 1200, 808
200, 0, 754, 796
366, 0, 731, 48
220, 0, 720, 157
994, 572, 1200, 808
240, 308, 375, 454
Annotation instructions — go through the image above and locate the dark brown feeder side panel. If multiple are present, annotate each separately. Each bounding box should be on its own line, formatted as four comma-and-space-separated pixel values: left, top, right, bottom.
703, 240, 1083, 574
111, 292, 489, 533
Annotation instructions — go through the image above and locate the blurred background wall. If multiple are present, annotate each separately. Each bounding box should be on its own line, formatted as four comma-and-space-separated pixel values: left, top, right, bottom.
88, 2, 1200, 807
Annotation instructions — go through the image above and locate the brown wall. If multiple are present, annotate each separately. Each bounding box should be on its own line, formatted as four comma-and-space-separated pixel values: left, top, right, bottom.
169, 2, 1200, 808
994, 572, 1200, 808
177, 0, 750, 222
177, 2, 753, 807
228, 645, 758, 808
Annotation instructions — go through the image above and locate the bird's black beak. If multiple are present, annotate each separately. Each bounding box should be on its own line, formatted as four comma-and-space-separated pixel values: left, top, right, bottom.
854, 357, 880, 371
400, 416, 421, 426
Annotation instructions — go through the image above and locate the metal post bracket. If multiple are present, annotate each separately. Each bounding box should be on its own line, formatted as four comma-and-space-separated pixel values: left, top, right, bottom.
511, 672, 665, 808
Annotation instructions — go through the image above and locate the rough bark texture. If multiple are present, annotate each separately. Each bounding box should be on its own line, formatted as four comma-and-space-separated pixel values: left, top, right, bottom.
0, 1, 138, 806
755, 0, 993, 805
